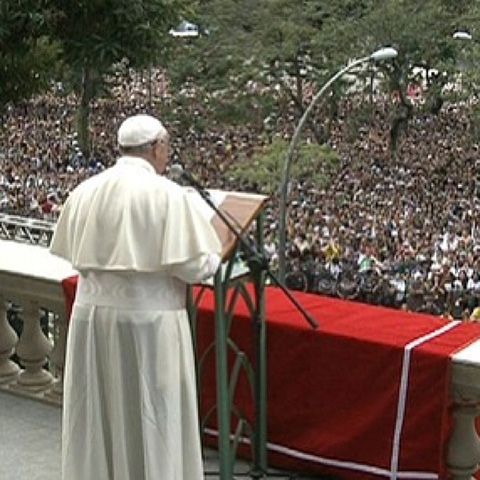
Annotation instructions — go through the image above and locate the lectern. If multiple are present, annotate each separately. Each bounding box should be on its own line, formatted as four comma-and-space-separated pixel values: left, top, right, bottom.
186, 188, 269, 480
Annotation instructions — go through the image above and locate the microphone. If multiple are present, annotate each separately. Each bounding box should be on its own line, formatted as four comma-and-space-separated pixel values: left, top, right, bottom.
169, 164, 206, 193
169, 163, 219, 207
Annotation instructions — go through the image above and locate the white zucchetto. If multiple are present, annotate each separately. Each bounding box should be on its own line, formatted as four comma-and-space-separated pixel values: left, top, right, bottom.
117, 114, 166, 147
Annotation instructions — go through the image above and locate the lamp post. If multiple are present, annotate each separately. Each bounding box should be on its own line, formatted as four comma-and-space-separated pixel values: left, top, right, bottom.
277, 47, 398, 282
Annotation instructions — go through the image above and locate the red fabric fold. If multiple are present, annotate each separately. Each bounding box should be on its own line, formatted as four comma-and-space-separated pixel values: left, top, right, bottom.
61, 275, 78, 322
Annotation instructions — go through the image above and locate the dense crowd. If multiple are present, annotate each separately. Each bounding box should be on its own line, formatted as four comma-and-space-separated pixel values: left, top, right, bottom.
2, 72, 480, 321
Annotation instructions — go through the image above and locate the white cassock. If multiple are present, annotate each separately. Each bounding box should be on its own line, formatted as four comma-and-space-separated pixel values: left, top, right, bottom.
50, 156, 222, 480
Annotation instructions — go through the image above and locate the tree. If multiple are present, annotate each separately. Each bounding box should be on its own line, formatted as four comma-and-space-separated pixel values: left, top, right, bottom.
167, 0, 358, 142
172, 0, 480, 153
49, 0, 190, 156
0, 1, 58, 113
328, 0, 480, 151
227, 138, 338, 194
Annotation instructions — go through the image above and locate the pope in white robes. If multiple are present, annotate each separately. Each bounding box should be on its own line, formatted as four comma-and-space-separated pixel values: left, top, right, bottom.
50, 114, 222, 480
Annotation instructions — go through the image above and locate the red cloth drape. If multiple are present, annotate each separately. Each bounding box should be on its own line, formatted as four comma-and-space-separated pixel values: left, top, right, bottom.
194, 285, 480, 480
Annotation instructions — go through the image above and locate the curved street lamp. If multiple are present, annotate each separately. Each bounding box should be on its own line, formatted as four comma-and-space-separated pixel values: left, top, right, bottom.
277, 46, 398, 282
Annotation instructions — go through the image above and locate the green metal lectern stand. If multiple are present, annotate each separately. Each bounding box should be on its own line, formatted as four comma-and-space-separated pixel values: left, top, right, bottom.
188, 190, 269, 480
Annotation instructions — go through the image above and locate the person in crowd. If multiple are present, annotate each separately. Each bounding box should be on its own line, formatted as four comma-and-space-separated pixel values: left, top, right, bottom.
285, 256, 309, 291
49, 113, 222, 480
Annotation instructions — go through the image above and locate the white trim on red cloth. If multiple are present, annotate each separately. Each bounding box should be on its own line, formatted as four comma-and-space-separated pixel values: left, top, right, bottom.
390, 321, 461, 479
204, 428, 438, 479
205, 321, 463, 480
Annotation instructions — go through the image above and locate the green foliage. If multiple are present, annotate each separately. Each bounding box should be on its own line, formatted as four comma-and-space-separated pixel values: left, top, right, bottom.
0, 2, 58, 110
49, 0, 189, 85
226, 138, 339, 194
28, 0, 190, 117
4, 0, 480, 152
314, 0, 480, 149
166, 0, 337, 119
337, 0, 475, 94
168, 0, 480, 149
43, 0, 193, 154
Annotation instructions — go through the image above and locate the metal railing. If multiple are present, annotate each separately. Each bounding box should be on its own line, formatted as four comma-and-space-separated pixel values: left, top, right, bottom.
0, 213, 55, 246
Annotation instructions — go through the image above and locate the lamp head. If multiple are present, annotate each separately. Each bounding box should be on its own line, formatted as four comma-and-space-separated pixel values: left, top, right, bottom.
453, 31, 473, 41
370, 47, 398, 61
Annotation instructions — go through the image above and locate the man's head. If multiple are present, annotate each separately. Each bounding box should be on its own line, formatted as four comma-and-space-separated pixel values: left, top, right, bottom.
117, 114, 170, 173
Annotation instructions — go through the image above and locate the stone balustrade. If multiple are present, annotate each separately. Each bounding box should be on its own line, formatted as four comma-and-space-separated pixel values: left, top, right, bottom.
449, 342, 480, 479
0, 239, 74, 405
1, 236, 480, 478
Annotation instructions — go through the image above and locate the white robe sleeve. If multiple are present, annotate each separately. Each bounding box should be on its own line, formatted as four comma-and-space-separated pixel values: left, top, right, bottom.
160, 184, 222, 266
169, 252, 221, 284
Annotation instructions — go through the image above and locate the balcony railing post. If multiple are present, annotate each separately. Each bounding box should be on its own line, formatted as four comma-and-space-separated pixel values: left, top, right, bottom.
0, 295, 20, 383
448, 368, 480, 479
14, 299, 54, 392
45, 311, 67, 403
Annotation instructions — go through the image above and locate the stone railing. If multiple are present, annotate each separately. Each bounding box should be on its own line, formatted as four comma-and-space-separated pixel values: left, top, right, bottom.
1, 235, 480, 479
0, 238, 74, 406
449, 342, 480, 479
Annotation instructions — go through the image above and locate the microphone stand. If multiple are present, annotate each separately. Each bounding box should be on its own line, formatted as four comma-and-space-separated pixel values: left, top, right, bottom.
189, 179, 319, 330
177, 169, 323, 480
